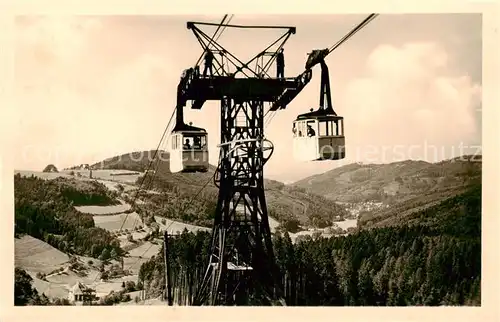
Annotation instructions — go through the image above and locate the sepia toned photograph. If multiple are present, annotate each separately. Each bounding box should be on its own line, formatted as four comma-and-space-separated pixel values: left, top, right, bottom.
12, 13, 483, 307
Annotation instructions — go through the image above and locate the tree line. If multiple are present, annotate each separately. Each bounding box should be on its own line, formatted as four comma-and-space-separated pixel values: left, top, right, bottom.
14, 174, 123, 259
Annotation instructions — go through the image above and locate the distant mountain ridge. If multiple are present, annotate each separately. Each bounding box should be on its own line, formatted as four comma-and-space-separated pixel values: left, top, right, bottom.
291, 155, 481, 230
292, 155, 481, 203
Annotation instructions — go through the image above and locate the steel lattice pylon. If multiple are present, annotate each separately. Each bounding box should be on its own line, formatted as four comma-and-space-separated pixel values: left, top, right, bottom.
193, 98, 279, 305
176, 20, 302, 305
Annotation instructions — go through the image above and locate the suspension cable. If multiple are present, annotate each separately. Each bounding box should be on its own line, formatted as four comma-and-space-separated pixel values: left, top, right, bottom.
118, 14, 231, 233
194, 15, 230, 68
328, 14, 379, 54
263, 13, 379, 130
117, 110, 175, 232
214, 15, 233, 43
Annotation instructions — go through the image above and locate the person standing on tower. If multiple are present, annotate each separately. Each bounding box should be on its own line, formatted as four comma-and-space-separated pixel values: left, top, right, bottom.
203, 50, 214, 77
276, 48, 285, 79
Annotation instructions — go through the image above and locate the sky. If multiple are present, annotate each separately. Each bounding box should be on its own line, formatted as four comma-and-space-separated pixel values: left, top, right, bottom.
11, 14, 482, 183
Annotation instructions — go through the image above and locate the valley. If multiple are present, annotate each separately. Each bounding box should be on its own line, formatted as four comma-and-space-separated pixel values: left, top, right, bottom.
14, 154, 481, 305
13, 161, 354, 304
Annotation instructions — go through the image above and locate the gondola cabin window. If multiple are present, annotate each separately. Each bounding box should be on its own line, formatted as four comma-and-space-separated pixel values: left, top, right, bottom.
172, 135, 180, 150
318, 118, 344, 137
182, 134, 207, 150
293, 120, 317, 137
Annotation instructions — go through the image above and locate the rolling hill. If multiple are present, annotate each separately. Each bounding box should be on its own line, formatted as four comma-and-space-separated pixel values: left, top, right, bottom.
292, 155, 481, 230
89, 150, 349, 229
292, 155, 481, 203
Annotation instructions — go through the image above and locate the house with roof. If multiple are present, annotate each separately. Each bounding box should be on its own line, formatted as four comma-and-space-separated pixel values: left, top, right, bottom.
68, 282, 98, 304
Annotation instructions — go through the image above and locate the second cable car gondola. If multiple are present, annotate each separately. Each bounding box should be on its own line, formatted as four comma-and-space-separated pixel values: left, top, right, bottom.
292, 109, 345, 161
292, 48, 346, 162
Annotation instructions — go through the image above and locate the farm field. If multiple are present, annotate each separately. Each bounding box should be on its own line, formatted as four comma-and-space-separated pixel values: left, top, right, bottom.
123, 241, 162, 275
15, 235, 96, 298
15, 235, 145, 300
127, 241, 162, 258
14, 170, 72, 180
117, 230, 150, 247
93, 212, 143, 231
16, 170, 160, 199
154, 216, 210, 234
62, 169, 143, 184
333, 218, 358, 230
16, 169, 142, 187
75, 199, 131, 215
15, 235, 70, 274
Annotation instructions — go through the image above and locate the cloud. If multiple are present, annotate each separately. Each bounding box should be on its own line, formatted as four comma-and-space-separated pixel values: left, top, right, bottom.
265, 40, 482, 182
17, 16, 101, 59
340, 41, 482, 163
15, 16, 102, 87
13, 16, 179, 170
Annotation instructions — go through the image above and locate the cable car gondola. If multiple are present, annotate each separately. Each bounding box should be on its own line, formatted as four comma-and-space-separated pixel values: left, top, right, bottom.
292, 108, 345, 161
169, 122, 209, 173
292, 48, 346, 162
169, 67, 209, 173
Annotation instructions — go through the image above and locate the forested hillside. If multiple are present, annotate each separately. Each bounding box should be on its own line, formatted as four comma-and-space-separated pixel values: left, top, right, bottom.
138, 182, 481, 305
14, 174, 123, 259
293, 156, 481, 204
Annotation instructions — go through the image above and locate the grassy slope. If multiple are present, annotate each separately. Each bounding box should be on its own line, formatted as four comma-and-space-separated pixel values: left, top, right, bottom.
15, 235, 70, 274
